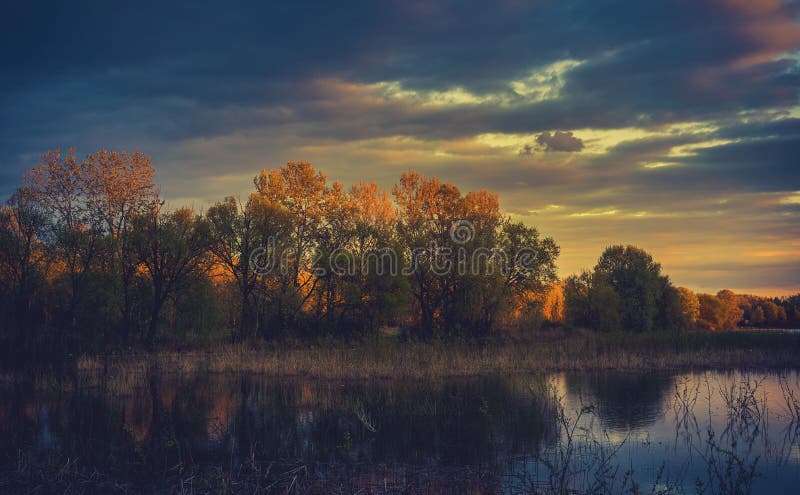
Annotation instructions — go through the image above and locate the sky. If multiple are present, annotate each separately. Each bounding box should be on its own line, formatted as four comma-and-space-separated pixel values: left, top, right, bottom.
1, 0, 799, 295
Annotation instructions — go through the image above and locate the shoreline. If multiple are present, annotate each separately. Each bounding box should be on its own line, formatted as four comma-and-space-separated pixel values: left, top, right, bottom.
73, 329, 800, 381
4, 329, 800, 390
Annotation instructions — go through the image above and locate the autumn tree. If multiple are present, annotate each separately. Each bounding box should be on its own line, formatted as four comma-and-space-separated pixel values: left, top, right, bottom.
311, 180, 357, 328
441, 190, 506, 335
392, 171, 557, 336
313, 180, 406, 335
540, 282, 566, 323
348, 181, 408, 332
736, 294, 795, 328
255, 161, 327, 286
11, 150, 772, 349
507, 280, 566, 331
697, 290, 743, 330
393, 171, 467, 336
751, 306, 766, 325
83, 150, 157, 339
24, 149, 105, 338
254, 161, 329, 333
716, 289, 744, 330
492, 220, 559, 332
349, 181, 396, 245
676, 286, 700, 327
762, 300, 784, 324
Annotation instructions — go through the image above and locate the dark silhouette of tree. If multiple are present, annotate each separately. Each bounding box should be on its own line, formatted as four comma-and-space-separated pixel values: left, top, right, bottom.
565, 246, 684, 332
564, 271, 622, 332
207, 195, 292, 339
0, 187, 47, 345
594, 245, 663, 333
133, 206, 209, 346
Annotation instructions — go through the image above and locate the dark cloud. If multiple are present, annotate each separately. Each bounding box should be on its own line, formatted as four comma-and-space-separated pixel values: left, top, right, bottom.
667, 135, 800, 192
714, 117, 800, 140
535, 131, 585, 152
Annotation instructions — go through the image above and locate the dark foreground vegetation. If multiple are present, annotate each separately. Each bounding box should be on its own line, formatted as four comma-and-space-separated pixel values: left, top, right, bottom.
2, 149, 798, 363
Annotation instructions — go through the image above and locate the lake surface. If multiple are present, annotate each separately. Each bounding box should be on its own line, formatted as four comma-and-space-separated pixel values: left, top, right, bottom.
2, 369, 800, 493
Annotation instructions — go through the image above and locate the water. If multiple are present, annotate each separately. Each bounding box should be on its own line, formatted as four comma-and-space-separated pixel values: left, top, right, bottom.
1, 370, 799, 493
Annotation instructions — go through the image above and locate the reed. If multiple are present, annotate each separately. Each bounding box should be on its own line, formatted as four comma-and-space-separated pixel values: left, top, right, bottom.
66, 329, 800, 388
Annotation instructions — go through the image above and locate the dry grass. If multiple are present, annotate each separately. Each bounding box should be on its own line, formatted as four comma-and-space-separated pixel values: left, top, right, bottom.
66, 329, 800, 391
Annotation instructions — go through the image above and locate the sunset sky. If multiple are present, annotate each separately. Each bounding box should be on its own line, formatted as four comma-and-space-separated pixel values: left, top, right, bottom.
1, 0, 799, 295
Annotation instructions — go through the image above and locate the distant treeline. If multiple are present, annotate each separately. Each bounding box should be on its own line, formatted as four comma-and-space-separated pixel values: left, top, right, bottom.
0, 149, 797, 354
564, 264, 800, 333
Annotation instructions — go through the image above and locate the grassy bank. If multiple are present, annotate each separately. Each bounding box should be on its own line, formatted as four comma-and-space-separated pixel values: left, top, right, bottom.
65, 329, 800, 386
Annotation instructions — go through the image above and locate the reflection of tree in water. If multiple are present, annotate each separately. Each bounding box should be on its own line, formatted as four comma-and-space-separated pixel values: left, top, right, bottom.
0, 385, 142, 483
564, 372, 675, 430
0, 374, 559, 491
4, 372, 800, 493
220, 375, 560, 466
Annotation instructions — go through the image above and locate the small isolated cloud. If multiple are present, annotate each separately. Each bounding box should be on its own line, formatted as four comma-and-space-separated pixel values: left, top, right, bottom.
535, 131, 585, 152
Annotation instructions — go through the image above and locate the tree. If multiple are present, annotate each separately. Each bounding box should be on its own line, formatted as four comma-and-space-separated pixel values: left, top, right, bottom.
0, 187, 47, 344
494, 220, 559, 333
83, 150, 157, 340
676, 287, 700, 327
776, 306, 788, 324
390, 171, 549, 337
698, 293, 723, 330
321, 180, 405, 335
254, 161, 327, 287
654, 277, 685, 331
443, 190, 507, 336
762, 300, 780, 324
751, 306, 766, 326
349, 181, 396, 241
566, 246, 682, 332
530, 281, 566, 325
716, 289, 743, 330
594, 245, 663, 333
392, 171, 463, 336
134, 206, 209, 346
696, 290, 743, 330
564, 272, 592, 328
207, 195, 291, 340
254, 161, 329, 332
311, 180, 358, 330
500, 221, 558, 295
542, 282, 566, 323
24, 149, 104, 338
564, 271, 622, 333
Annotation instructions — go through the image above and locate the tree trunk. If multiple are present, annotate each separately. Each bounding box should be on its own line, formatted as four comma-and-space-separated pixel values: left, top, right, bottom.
148, 283, 164, 348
